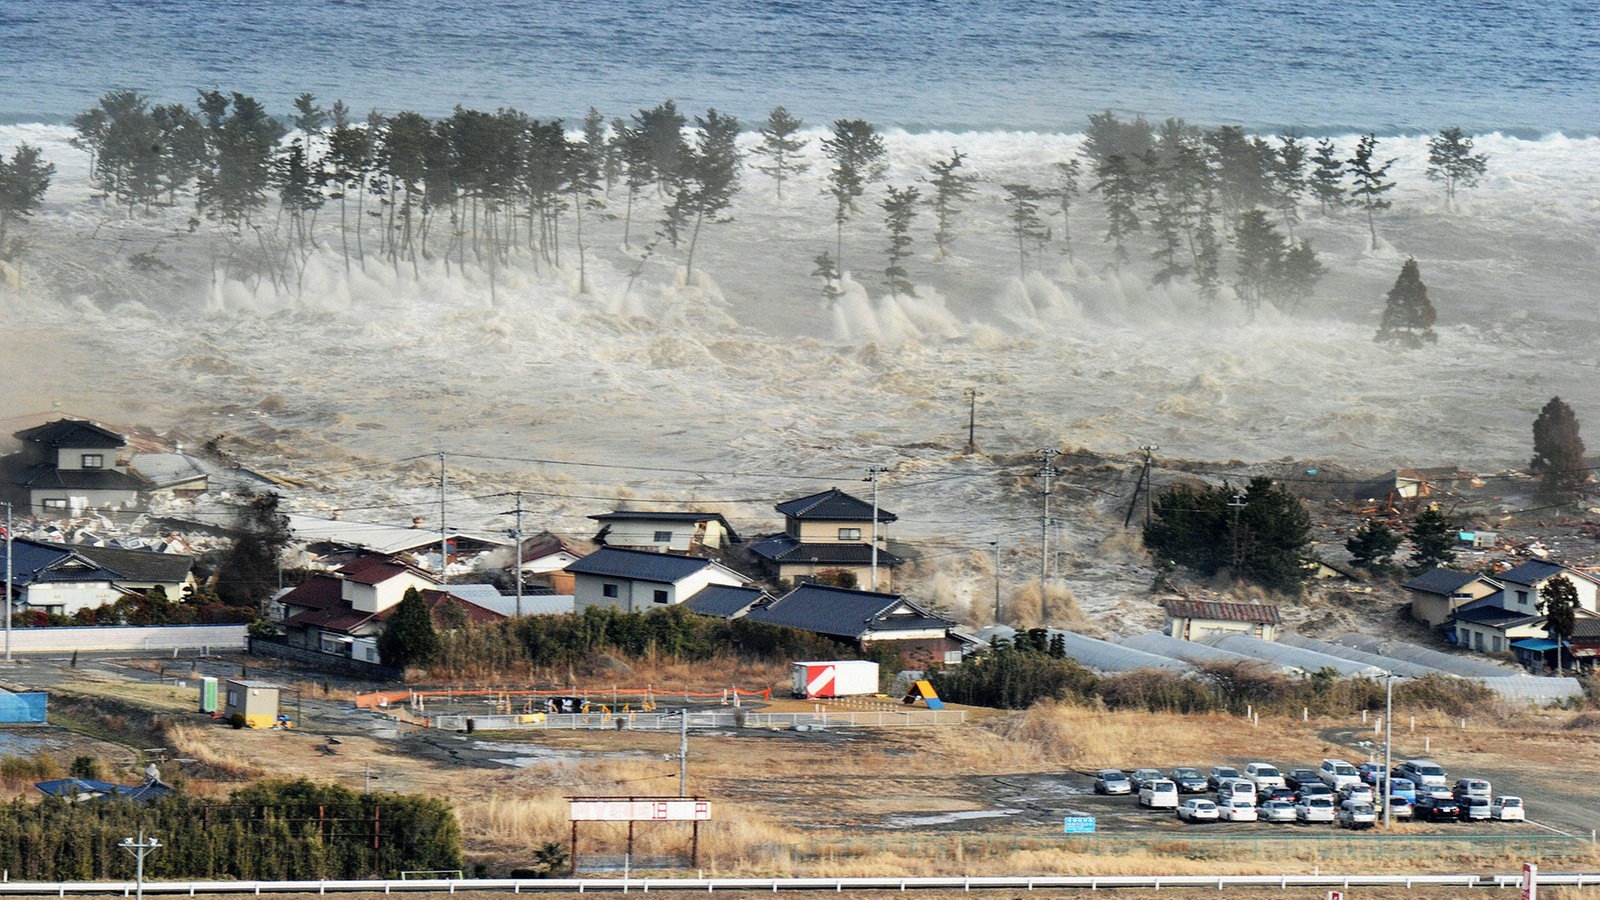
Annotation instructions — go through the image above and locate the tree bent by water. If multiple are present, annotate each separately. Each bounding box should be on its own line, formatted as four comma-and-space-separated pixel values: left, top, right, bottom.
0, 144, 55, 255
1375, 258, 1437, 346
1426, 127, 1489, 211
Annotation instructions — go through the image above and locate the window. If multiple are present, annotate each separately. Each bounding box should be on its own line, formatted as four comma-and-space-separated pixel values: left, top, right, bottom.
602, 583, 619, 598
654, 531, 673, 543
1492, 636, 1503, 652
41, 499, 67, 509
80, 454, 104, 468
838, 527, 862, 541
1473, 632, 1484, 651
1516, 590, 1529, 607
653, 589, 669, 604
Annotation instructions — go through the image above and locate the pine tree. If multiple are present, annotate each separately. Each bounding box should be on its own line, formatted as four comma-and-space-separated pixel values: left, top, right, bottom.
0, 143, 55, 251
1204, 126, 1273, 223
1408, 506, 1456, 573
811, 250, 842, 303
1052, 158, 1082, 260
821, 119, 887, 272
1425, 126, 1489, 211
1308, 138, 1345, 214
1192, 203, 1221, 306
1375, 257, 1437, 345
378, 586, 441, 668
1231, 208, 1285, 314
1144, 476, 1311, 594
881, 184, 919, 298
1345, 519, 1401, 572
750, 106, 809, 200
1276, 239, 1324, 313
1347, 133, 1396, 249
925, 150, 974, 259
1272, 133, 1308, 238
1002, 183, 1048, 277
214, 492, 291, 615
1530, 396, 1587, 504
1092, 154, 1141, 269
669, 108, 741, 278
1539, 575, 1579, 671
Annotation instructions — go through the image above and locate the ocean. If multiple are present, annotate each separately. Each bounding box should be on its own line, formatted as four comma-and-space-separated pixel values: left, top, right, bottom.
1, 0, 1595, 135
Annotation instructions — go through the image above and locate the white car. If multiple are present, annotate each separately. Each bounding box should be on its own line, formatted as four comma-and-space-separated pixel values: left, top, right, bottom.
1318, 758, 1360, 791
1177, 798, 1220, 822
1260, 799, 1298, 823
1339, 783, 1374, 805
1295, 795, 1336, 824
1217, 778, 1257, 806
1244, 762, 1286, 791
1139, 778, 1179, 809
1490, 796, 1525, 822
1218, 796, 1258, 822
1337, 800, 1376, 830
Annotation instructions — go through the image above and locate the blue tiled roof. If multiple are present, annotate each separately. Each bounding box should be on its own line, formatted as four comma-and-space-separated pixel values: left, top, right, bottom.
1451, 606, 1527, 626
749, 533, 903, 567
1402, 568, 1486, 595
14, 419, 126, 448
564, 546, 718, 583
1496, 560, 1576, 587
744, 584, 953, 640
684, 585, 768, 618
775, 488, 896, 523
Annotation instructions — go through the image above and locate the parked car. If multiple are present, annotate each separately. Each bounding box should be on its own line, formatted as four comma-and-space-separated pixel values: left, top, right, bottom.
1459, 796, 1492, 821
1397, 759, 1448, 792
1139, 778, 1179, 809
1386, 795, 1413, 819
1218, 796, 1258, 822
1131, 768, 1165, 790
1207, 765, 1242, 790
1217, 778, 1257, 806
1318, 758, 1361, 791
1388, 777, 1418, 804
1357, 762, 1385, 785
1285, 768, 1320, 791
1267, 786, 1297, 802
1295, 795, 1336, 824
1177, 798, 1219, 822
1094, 769, 1133, 795
1170, 767, 1210, 793
1244, 762, 1287, 791
1339, 783, 1375, 805
1296, 782, 1333, 801
1414, 795, 1462, 822
1453, 778, 1492, 802
1490, 796, 1525, 822
1260, 799, 1299, 823
1337, 799, 1377, 829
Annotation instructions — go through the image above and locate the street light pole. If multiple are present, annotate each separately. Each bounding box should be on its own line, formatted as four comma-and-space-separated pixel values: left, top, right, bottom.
119, 829, 161, 900
3, 500, 12, 663
1383, 670, 1394, 829
991, 541, 1002, 624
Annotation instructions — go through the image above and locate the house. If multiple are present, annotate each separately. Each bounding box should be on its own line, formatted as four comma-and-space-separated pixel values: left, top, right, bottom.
4, 538, 196, 618
1162, 599, 1282, 641
742, 583, 964, 665
1351, 467, 1464, 506
750, 488, 902, 590
516, 534, 589, 594
565, 547, 747, 614
1, 419, 149, 517
683, 584, 771, 619
1491, 560, 1600, 618
275, 556, 504, 661
589, 511, 739, 554
1563, 618, 1600, 665
1453, 606, 1600, 657
36, 776, 172, 805
1404, 568, 1503, 628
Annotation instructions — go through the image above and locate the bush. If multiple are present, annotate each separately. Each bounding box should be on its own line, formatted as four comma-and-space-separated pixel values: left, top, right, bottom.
228, 712, 247, 729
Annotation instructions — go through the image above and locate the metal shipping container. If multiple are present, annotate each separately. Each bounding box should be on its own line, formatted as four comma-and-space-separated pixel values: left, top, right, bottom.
791, 660, 879, 698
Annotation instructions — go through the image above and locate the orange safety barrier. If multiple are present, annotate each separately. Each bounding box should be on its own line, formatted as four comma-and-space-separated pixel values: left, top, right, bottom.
354, 685, 772, 709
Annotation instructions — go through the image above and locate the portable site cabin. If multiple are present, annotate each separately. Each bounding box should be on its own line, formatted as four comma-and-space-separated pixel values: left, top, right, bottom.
223, 679, 282, 728
791, 660, 879, 698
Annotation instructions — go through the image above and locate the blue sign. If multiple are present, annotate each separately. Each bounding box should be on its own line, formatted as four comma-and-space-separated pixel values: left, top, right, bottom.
1063, 816, 1096, 834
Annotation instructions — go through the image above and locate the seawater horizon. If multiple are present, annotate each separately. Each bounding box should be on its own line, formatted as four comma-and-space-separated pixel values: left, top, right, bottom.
0, 0, 1595, 136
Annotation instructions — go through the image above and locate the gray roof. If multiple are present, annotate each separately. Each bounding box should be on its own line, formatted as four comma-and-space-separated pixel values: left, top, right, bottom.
684, 585, 768, 618
1403, 568, 1492, 596
35, 541, 194, 585
564, 546, 721, 584
1120, 632, 1277, 669
129, 453, 209, 488
1451, 606, 1529, 627
14, 419, 126, 448
1330, 634, 1514, 678
1050, 630, 1191, 674
6, 540, 117, 585
775, 488, 896, 523
749, 533, 904, 567
448, 585, 573, 617
1278, 632, 1440, 678
1496, 560, 1596, 587
1199, 633, 1388, 678
743, 584, 952, 639
8, 463, 147, 491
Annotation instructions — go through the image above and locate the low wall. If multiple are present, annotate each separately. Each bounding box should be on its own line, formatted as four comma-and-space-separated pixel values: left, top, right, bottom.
2, 624, 248, 654
248, 637, 403, 681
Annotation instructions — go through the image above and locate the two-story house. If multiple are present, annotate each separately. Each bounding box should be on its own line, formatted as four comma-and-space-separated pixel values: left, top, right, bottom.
565, 546, 747, 614
1404, 567, 1504, 628
1448, 561, 1600, 656
750, 488, 902, 590
742, 583, 965, 665
2, 420, 148, 517
5, 538, 197, 618
589, 511, 739, 554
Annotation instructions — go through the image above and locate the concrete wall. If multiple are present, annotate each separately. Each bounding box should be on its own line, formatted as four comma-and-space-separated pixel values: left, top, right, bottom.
0, 624, 248, 653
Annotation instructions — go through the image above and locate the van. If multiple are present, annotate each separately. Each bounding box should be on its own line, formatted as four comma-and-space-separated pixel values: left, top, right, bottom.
1318, 758, 1360, 790
1217, 778, 1257, 805
1139, 778, 1179, 809
1397, 759, 1448, 791
1452, 778, 1491, 802
1337, 799, 1376, 830
1244, 762, 1286, 791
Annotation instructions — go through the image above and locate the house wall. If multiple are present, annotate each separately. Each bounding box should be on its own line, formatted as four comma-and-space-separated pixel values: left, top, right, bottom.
344, 571, 438, 613
1409, 581, 1500, 628
28, 487, 140, 517
1454, 620, 1544, 654
223, 683, 280, 728
1519, 575, 1600, 615
859, 634, 963, 667
1165, 617, 1277, 641
778, 560, 892, 591
793, 519, 883, 544
599, 520, 730, 553
53, 448, 124, 471
23, 581, 121, 617
574, 566, 744, 614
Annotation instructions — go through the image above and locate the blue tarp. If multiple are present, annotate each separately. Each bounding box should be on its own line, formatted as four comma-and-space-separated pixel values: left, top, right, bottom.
1511, 638, 1560, 651
0, 692, 47, 724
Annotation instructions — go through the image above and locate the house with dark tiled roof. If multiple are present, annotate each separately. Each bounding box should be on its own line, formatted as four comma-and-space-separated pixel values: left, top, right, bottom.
742, 584, 964, 665
517, 533, 589, 594
4, 538, 196, 617
565, 546, 747, 613
1403, 567, 1503, 628
1, 419, 149, 517
275, 555, 502, 661
751, 488, 902, 590
683, 584, 770, 619
589, 511, 739, 554
1491, 560, 1600, 618
1451, 605, 1600, 657
1162, 599, 1281, 641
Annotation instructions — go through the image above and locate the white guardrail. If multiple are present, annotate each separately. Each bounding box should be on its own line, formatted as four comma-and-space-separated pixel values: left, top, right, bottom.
427, 710, 968, 731
0, 872, 1588, 895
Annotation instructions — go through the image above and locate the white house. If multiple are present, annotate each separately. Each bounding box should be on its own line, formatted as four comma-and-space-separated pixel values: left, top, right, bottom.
589, 511, 739, 554
1492, 561, 1600, 617
565, 547, 746, 614
1162, 599, 1281, 642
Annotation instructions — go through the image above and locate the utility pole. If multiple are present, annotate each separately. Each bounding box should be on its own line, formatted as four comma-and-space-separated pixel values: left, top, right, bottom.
511, 492, 525, 617
1382, 670, 1394, 830
679, 709, 689, 798
865, 465, 886, 590
990, 540, 1002, 623
963, 388, 978, 454
1229, 490, 1247, 574
1037, 449, 1060, 582
1140, 445, 1158, 527
3, 500, 11, 663
119, 829, 161, 900
438, 452, 448, 579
